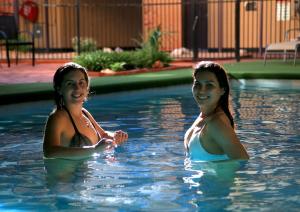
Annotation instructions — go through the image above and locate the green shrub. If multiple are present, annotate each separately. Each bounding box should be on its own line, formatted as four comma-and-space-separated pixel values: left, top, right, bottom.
73, 26, 172, 71
72, 37, 97, 52
110, 62, 126, 71
74, 50, 113, 71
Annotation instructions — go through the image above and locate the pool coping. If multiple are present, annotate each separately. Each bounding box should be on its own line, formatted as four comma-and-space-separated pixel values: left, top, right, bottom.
0, 68, 194, 105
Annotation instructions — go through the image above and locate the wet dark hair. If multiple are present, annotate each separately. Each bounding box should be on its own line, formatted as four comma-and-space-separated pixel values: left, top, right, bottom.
53, 62, 89, 109
193, 61, 234, 128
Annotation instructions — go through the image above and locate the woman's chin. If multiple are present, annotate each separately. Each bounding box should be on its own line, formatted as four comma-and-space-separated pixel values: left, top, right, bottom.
71, 98, 85, 104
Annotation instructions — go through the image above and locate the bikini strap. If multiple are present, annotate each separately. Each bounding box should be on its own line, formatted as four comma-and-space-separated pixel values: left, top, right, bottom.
63, 106, 80, 134
82, 110, 101, 140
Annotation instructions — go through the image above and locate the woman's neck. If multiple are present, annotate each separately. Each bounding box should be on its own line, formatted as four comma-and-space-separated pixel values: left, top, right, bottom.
64, 103, 83, 117
200, 106, 221, 119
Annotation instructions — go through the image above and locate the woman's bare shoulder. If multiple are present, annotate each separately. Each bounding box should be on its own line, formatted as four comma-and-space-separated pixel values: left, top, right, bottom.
206, 113, 231, 132
47, 109, 68, 125
206, 113, 239, 145
82, 107, 98, 124
185, 116, 200, 138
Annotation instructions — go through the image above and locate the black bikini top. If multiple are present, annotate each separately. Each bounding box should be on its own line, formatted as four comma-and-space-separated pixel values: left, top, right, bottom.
63, 106, 101, 147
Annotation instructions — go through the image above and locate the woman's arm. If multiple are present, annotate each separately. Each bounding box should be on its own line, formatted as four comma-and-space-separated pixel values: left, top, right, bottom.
209, 119, 249, 160
184, 127, 192, 150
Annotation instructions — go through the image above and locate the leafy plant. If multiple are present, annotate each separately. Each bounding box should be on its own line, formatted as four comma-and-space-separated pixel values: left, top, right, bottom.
134, 25, 171, 67
73, 26, 172, 71
73, 50, 111, 71
72, 37, 97, 52
109, 62, 126, 71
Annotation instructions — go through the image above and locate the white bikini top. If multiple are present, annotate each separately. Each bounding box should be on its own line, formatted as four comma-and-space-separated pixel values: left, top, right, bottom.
187, 128, 229, 162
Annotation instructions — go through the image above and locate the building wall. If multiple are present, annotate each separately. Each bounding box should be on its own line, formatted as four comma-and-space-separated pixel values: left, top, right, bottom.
142, 0, 182, 51
207, 0, 300, 50
2, 0, 300, 51
0, 0, 14, 14
17, 0, 142, 49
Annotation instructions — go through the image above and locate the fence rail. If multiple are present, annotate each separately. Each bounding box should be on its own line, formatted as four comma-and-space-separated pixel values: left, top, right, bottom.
1, 0, 300, 62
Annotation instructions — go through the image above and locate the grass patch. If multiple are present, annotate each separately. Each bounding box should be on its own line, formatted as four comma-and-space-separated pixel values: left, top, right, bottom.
0, 69, 193, 104
223, 60, 300, 79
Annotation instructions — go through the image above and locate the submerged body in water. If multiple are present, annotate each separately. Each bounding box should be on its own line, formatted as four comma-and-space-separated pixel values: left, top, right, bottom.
187, 131, 229, 161
184, 61, 249, 161
0, 80, 299, 211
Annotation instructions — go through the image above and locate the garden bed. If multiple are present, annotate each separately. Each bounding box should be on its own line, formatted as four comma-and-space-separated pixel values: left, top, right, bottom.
88, 64, 191, 77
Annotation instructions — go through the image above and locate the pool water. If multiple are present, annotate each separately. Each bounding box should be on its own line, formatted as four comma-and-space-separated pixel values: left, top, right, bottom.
0, 80, 299, 211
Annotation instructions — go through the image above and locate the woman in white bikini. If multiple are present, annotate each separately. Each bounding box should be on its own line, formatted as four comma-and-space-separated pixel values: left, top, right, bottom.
184, 61, 249, 161
43, 62, 128, 160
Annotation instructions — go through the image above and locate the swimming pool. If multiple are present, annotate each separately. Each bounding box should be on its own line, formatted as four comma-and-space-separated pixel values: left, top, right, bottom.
0, 80, 299, 211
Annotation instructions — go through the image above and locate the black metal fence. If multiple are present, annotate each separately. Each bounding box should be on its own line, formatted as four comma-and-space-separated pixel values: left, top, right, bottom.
1, 0, 300, 62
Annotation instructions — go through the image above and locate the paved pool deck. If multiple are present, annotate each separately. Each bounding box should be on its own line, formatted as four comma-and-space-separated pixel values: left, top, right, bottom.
0, 61, 194, 104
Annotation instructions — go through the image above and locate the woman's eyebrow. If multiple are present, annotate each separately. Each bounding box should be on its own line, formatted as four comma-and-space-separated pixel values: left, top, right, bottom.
64, 79, 73, 83
194, 79, 216, 83
64, 78, 85, 82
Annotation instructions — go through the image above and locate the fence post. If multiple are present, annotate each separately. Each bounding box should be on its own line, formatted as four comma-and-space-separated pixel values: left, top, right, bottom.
191, 0, 199, 61
259, 0, 264, 56
218, 0, 223, 53
13, 0, 19, 26
45, 0, 50, 51
235, 0, 240, 62
76, 0, 81, 55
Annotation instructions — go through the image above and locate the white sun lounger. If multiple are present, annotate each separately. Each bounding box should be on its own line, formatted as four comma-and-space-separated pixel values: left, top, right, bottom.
264, 29, 300, 65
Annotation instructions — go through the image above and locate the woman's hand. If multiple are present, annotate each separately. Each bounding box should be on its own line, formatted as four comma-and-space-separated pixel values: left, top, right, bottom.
113, 130, 128, 145
94, 137, 115, 149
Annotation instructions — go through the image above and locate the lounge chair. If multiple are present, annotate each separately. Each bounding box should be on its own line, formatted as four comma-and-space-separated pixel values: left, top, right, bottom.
0, 14, 35, 67
264, 28, 300, 65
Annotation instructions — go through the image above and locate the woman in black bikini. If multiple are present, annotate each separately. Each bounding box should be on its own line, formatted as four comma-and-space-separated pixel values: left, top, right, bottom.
43, 62, 128, 160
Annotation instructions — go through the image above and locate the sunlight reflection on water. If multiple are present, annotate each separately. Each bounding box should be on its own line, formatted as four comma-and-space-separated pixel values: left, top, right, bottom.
0, 81, 299, 211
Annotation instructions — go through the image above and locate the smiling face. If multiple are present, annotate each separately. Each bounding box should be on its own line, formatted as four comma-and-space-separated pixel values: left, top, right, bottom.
58, 69, 89, 106
192, 71, 224, 112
